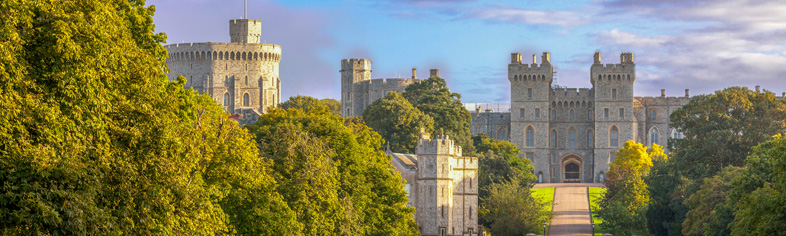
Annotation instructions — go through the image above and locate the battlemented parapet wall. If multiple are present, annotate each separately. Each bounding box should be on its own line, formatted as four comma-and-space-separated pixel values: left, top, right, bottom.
340, 59, 425, 117
164, 18, 282, 123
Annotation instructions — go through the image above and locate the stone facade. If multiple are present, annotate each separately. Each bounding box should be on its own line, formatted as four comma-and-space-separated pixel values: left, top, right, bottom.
165, 19, 281, 125
389, 132, 479, 236
340, 59, 446, 117
471, 52, 691, 183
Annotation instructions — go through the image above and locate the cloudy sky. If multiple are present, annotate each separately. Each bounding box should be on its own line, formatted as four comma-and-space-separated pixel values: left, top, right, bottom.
152, 0, 786, 103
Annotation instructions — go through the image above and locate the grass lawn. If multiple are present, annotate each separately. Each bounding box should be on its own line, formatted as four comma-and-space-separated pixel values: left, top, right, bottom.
530, 187, 555, 236
588, 187, 607, 236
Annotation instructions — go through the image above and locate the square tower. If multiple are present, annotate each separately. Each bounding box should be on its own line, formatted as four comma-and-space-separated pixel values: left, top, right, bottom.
230, 19, 262, 43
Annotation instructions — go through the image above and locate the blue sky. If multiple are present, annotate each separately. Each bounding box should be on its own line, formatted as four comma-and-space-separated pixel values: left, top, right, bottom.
152, 0, 786, 103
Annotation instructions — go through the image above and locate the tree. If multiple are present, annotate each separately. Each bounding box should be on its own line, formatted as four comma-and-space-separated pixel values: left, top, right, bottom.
362, 92, 434, 153
403, 76, 476, 154
0, 0, 298, 234
644, 155, 687, 236
320, 98, 342, 115
599, 141, 663, 235
247, 107, 418, 235
681, 167, 743, 236
728, 134, 786, 235
480, 178, 550, 236
280, 95, 336, 114
670, 87, 786, 179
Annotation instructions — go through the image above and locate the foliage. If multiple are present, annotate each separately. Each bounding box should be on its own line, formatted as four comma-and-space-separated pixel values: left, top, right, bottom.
589, 187, 608, 236
280, 95, 338, 114
531, 187, 555, 212
362, 92, 434, 153
320, 98, 341, 115
0, 0, 298, 234
480, 178, 551, 236
728, 134, 786, 236
681, 167, 743, 236
246, 107, 418, 235
403, 76, 476, 155
643, 156, 687, 236
669, 86, 786, 179
473, 133, 531, 185
599, 141, 663, 235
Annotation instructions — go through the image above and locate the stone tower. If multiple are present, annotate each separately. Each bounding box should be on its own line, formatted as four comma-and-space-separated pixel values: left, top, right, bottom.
591, 52, 636, 180
416, 132, 478, 236
340, 59, 372, 117
164, 17, 281, 125
509, 52, 554, 182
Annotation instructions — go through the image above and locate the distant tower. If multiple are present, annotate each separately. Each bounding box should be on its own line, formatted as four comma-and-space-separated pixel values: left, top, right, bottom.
340, 59, 371, 117
509, 52, 554, 182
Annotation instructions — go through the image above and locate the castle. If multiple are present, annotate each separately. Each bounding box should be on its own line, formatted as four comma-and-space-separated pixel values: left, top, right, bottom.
389, 131, 479, 236
472, 52, 690, 183
165, 18, 281, 125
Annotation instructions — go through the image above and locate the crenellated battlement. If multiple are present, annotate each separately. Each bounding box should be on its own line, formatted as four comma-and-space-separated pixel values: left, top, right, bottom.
340, 58, 372, 71
417, 133, 463, 157
164, 42, 281, 62
551, 88, 594, 98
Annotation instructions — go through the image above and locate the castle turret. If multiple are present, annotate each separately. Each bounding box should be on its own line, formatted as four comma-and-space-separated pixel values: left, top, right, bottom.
340, 59, 372, 117
229, 19, 262, 43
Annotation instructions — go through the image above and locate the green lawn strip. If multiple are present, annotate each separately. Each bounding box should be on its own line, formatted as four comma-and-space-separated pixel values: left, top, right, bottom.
531, 187, 555, 236
588, 187, 607, 236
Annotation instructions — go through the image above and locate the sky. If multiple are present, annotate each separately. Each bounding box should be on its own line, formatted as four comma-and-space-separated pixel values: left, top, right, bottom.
151, 0, 786, 103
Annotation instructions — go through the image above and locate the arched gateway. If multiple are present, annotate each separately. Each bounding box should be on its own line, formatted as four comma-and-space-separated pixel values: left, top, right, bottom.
561, 155, 582, 183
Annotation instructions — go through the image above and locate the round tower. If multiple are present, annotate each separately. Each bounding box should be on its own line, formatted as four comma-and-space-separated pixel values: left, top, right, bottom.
340, 59, 371, 117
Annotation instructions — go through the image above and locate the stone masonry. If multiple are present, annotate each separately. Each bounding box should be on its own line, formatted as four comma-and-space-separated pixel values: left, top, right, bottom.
471, 52, 691, 183
165, 19, 281, 125
389, 131, 479, 236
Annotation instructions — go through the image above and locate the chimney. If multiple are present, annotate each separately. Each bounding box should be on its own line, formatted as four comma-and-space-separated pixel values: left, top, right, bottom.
532, 54, 537, 64
411, 68, 417, 80
756, 85, 760, 93
685, 89, 690, 98
542, 52, 551, 64
511, 53, 522, 64
593, 51, 602, 64
430, 69, 439, 78
661, 89, 666, 97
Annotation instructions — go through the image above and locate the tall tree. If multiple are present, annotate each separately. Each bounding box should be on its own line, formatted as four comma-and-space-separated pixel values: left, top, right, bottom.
363, 92, 434, 154
682, 166, 743, 236
480, 177, 550, 236
247, 107, 418, 235
403, 76, 476, 154
320, 98, 342, 115
280, 95, 336, 114
0, 0, 297, 234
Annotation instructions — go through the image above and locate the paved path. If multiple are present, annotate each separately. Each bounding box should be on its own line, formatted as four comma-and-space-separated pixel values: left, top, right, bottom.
539, 184, 598, 236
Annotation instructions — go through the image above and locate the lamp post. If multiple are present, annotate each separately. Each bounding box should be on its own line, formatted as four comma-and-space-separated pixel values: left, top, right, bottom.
592, 222, 595, 235
543, 221, 547, 236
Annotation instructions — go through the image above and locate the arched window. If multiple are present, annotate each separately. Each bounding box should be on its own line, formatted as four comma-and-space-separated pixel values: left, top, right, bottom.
588, 109, 593, 120
570, 110, 575, 121
243, 93, 249, 106
551, 110, 556, 119
223, 93, 231, 106
568, 128, 576, 148
587, 130, 594, 147
610, 126, 619, 147
526, 127, 534, 147
551, 130, 557, 148
498, 128, 507, 140
650, 128, 659, 146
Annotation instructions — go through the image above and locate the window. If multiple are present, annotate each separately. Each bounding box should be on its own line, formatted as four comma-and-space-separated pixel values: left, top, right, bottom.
610, 152, 617, 163
610, 126, 619, 147
651, 109, 657, 120
535, 108, 540, 118
528, 88, 533, 99
587, 130, 594, 147
223, 92, 231, 106
551, 154, 556, 163
498, 129, 507, 140
244, 76, 248, 85
520, 108, 525, 119
551, 130, 557, 148
243, 93, 249, 106
551, 110, 556, 119
619, 108, 624, 119
612, 89, 617, 99
475, 127, 481, 134
526, 152, 534, 162
568, 128, 576, 148
526, 127, 534, 147
650, 129, 659, 146
405, 183, 411, 197
604, 108, 609, 118
570, 110, 575, 121
588, 109, 593, 120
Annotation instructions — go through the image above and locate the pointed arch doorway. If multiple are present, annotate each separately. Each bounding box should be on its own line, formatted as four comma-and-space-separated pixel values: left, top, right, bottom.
562, 155, 583, 183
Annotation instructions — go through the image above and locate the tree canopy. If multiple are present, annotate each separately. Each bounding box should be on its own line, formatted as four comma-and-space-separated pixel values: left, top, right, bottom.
246, 106, 418, 235
403, 76, 476, 155
362, 92, 434, 154
0, 0, 297, 234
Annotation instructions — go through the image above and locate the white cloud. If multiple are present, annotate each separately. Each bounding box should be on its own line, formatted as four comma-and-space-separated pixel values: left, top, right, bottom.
469, 8, 587, 26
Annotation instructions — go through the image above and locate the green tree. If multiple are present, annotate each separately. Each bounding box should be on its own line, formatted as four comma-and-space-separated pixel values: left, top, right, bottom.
681, 167, 743, 236
728, 134, 786, 235
0, 0, 297, 234
247, 107, 418, 235
362, 92, 434, 153
480, 177, 550, 236
321, 98, 342, 115
280, 95, 336, 114
644, 155, 687, 236
403, 76, 476, 154
599, 141, 663, 235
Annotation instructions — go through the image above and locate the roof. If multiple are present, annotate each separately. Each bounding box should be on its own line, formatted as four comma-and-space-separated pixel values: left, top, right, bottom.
390, 153, 418, 168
